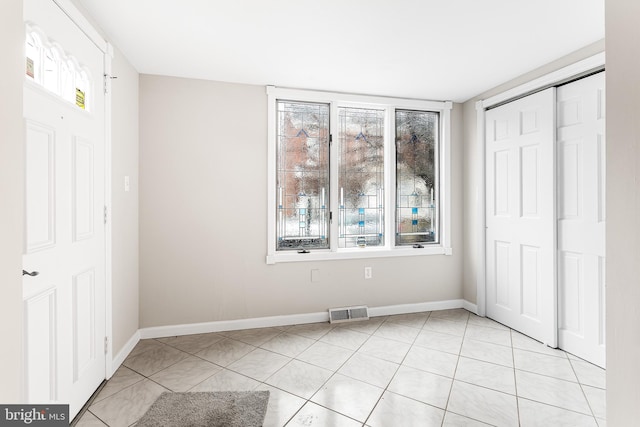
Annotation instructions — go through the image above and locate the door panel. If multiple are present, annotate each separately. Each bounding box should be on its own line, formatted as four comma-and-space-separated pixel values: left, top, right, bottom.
558, 139, 582, 218
72, 269, 96, 382
557, 72, 606, 367
24, 288, 58, 403
485, 88, 556, 346
25, 122, 56, 252
72, 137, 95, 241
521, 145, 540, 217
495, 241, 510, 307
23, 0, 106, 418
521, 244, 540, 320
494, 150, 510, 215
559, 251, 583, 332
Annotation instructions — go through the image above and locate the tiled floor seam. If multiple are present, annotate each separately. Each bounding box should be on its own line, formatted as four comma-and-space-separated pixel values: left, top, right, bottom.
517, 396, 598, 418
85, 410, 108, 426
568, 356, 603, 421
359, 311, 431, 426
207, 327, 356, 425
359, 364, 400, 426
512, 366, 582, 383
445, 409, 499, 427
440, 312, 468, 427
512, 334, 599, 423
183, 348, 229, 369
386, 314, 433, 414
510, 329, 522, 427
287, 391, 364, 427
309, 325, 391, 425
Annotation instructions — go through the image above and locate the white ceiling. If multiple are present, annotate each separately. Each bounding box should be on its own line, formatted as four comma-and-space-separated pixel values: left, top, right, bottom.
76, 0, 604, 103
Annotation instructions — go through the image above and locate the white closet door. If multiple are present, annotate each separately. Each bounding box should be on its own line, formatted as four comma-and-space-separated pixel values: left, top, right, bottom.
485, 88, 557, 346
557, 72, 606, 368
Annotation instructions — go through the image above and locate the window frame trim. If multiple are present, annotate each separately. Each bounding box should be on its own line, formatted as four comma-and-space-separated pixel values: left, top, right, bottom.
394, 108, 441, 247
266, 86, 452, 264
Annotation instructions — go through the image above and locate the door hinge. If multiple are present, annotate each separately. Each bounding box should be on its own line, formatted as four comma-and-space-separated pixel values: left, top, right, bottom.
104, 336, 109, 355
329, 211, 333, 223
104, 206, 108, 225
104, 74, 118, 94
329, 134, 333, 146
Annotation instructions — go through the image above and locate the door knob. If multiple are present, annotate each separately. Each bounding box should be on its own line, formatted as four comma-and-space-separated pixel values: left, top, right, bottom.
22, 270, 39, 277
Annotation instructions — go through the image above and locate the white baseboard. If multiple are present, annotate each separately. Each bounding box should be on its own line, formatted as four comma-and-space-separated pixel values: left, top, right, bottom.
140, 311, 329, 339
462, 300, 478, 315
138, 299, 475, 340
109, 330, 140, 377
368, 299, 467, 317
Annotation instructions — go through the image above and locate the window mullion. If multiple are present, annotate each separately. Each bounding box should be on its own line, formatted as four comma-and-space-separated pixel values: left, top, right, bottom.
435, 111, 442, 244
440, 105, 452, 251
267, 91, 277, 257
387, 107, 396, 249
329, 101, 339, 253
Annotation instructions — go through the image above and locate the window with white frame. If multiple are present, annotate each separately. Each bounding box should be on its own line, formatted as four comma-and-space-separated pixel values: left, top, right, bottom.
276, 100, 330, 250
395, 109, 439, 245
267, 87, 452, 264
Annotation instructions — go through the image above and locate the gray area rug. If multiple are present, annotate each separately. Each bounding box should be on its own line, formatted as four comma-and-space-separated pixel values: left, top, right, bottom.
136, 391, 270, 427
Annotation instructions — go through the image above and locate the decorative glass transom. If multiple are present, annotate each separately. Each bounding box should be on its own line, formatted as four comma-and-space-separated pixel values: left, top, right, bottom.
25, 26, 92, 111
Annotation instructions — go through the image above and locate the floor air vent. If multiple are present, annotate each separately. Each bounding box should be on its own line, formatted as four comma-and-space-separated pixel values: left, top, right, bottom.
328, 305, 369, 324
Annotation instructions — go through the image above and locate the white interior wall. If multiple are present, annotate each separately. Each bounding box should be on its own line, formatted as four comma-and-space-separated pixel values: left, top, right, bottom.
0, 0, 25, 402
605, 0, 640, 421
138, 75, 464, 328
110, 47, 140, 355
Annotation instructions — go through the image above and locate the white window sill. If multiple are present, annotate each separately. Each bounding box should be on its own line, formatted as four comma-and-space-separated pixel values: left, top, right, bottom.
266, 246, 453, 264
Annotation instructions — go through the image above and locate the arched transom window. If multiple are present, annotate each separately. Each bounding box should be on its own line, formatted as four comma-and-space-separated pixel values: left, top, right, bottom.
25, 25, 93, 111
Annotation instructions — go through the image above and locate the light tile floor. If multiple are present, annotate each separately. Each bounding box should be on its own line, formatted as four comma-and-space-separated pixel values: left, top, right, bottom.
74, 309, 606, 426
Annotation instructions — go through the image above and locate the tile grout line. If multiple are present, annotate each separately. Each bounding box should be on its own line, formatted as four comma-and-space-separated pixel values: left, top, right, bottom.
440, 311, 470, 427
267, 319, 365, 425
361, 311, 432, 427
283, 312, 433, 426
278, 321, 340, 425
509, 328, 522, 427
511, 330, 602, 423
567, 356, 601, 423
127, 334, 260, 426
280, 318, 384, 426
321, 313, 407, 426
157, 329, 300, 425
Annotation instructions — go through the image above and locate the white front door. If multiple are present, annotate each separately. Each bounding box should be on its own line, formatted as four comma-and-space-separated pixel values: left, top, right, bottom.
22, 0, 106, 418
557, 72, 606, 367
485, 88, 557, 346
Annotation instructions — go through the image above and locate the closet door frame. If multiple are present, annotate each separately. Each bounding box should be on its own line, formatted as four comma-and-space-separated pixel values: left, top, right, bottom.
475, 53, 605, 319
